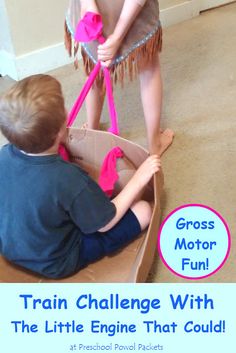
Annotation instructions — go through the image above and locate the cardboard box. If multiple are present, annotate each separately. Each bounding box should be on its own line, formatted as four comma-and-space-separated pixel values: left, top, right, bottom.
0, 128, 163, 283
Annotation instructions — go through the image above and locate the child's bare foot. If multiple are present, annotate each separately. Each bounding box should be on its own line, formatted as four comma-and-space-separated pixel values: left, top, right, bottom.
151, 128, 174, 156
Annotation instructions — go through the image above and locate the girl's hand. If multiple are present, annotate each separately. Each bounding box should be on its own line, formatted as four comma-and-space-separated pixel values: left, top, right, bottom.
97, 0, 144, 67
97, 34, 122, 67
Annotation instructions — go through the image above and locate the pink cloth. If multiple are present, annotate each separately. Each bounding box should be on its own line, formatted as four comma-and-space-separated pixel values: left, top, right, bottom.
58, 144, 70, 161
75, 11, 105, 44
99, 147, 124, 196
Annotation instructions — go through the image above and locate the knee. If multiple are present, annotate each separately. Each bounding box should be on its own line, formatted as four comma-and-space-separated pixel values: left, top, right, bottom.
138, 53, 160, 75
131, 200, 152, 231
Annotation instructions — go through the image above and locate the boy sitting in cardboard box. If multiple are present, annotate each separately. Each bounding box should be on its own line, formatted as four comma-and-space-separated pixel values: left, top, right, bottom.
0, 74, 160, 279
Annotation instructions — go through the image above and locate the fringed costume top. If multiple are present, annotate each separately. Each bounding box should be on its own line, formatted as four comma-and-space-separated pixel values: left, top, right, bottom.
65, 0, 162, 84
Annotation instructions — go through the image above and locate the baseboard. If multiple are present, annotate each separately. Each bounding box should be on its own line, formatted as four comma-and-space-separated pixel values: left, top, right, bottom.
160, 1, 199, 28
0, 43, 74, 81
199, 0, 235, 12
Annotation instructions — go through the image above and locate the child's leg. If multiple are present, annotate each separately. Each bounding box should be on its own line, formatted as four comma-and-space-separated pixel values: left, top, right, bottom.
78, 200, 151, 269
138, 53, 174, 155
85, 82, 105, 129
130, 200, 152, 231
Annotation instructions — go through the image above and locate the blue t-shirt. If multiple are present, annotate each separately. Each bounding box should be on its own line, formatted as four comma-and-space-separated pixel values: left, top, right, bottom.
0, 144, 116, 278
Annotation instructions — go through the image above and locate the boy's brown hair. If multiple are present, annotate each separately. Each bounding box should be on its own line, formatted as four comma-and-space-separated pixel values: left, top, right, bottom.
0, 74, 67, 153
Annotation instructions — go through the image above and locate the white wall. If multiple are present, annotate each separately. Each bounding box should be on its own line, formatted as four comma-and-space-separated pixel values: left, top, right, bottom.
0, 0, 18, 78
4, 0, 68, 56
160, 0, 199, 28
0, 0, 72, 80
0, 0, 13, 53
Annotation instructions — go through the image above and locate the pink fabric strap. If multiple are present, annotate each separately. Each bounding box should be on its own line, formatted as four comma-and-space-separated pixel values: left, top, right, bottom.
98, 147, 124, 196
67, 61, 101, 127
103, 67, 119, 135
70, 11, 119, 133
67, 62, 119, 134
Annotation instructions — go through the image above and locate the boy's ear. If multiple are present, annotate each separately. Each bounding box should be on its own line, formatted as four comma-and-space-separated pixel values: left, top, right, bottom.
58, 121, 68, 144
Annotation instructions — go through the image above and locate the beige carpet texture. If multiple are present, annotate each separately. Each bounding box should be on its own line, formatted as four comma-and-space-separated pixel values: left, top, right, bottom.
0, 3, 235, 283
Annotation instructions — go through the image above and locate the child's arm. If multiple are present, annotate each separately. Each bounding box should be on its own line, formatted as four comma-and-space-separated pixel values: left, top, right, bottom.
112, 0, 147, 41
80, 0, 99, 17
97, 0, 147, 66
98, 155, 160, 232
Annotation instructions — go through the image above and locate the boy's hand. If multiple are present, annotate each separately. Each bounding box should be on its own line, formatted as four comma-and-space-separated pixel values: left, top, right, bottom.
133, 155, 161, 188
97, 34, 122, 67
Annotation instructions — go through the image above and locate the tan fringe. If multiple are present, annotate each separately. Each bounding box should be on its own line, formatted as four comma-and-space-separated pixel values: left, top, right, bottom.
64, 22, 162, 86
64, 21, 79, 69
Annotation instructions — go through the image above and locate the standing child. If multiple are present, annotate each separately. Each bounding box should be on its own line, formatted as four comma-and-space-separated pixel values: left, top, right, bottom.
0, 74, 160, 279
65, 0, 174, 155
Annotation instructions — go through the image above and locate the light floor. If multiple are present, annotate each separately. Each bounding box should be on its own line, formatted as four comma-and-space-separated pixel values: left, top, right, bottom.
0, 2, 235, 283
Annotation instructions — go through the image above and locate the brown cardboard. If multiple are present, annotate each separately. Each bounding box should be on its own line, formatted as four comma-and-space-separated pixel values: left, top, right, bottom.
0, 128, 164, 283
